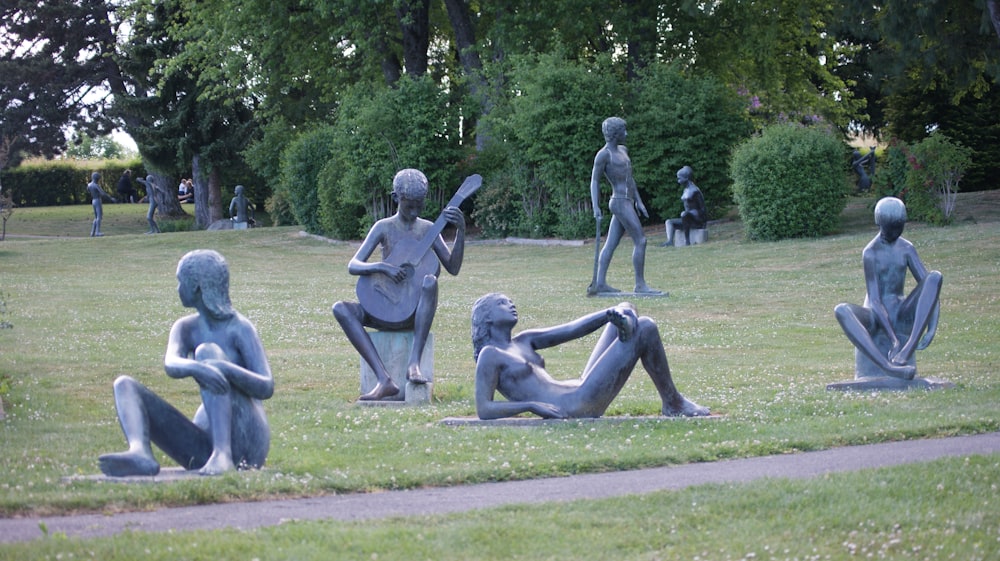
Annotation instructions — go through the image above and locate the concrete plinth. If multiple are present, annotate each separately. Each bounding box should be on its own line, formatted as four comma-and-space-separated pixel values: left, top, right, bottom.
827, 376, 954, 392
666, 227, 707, 247
359, 331, 433, 404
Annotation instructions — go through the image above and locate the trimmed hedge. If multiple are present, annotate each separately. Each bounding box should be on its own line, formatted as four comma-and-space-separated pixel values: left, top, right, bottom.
1, 159, 145, 207
730, 124, 848, 241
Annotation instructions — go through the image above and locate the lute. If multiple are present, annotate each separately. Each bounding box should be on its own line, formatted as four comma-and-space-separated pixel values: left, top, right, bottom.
356, 174, 482, 324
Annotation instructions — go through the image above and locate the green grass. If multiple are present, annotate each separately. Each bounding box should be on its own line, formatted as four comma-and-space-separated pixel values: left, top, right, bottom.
0, 194, 998, 557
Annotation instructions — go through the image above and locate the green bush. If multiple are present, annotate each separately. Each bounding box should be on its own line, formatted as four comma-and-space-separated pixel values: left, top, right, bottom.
730, 124, 848, 241
277, 126, 338, 234
875, 133, 973, 225
1, 159, 144, 206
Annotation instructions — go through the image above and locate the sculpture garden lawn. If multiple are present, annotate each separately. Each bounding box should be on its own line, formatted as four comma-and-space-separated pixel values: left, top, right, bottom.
0, 193, 997, 558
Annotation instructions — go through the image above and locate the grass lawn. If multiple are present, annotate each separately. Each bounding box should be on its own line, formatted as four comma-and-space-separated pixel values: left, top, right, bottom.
0, 193, 997, 558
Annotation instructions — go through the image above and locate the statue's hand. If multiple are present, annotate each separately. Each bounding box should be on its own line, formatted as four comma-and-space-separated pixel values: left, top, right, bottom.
380, 262, 409, 282
532, 402, 567, 419
594, 208, 603, 220
193, 364, 230, 395
636, 201, 649, 218
443, 206, 465, 229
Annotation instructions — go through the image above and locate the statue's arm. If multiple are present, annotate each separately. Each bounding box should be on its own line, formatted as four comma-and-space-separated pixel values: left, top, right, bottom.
434, 206, 466, 276
163, 317, 229, 394
209, 318, 274, 399
520, 309, 609, 351
347, 223, 393, 277
590, 151, 608, 218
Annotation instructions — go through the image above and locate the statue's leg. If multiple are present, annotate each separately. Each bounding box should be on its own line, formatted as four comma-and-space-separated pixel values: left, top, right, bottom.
99, 375, 211, 476
617, 208, 657, 293
192, 343, 236, 475
595, 218, 624, 293
834, 303, 915, 379
407, 275, 437, 384
663, 219, 677, 246
332, 301, 400, 400
890, 271, 943, 364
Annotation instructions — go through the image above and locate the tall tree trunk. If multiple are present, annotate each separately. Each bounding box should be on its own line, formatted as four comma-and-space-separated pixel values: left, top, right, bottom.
443, 0, 492, 151
192, 154, 224, 229
395, 0, 430, 77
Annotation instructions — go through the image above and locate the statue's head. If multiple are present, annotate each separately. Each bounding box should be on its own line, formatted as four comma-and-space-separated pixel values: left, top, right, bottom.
602, 117, 627, 143
91, 172, 101, 182
392, 169, 429, 202
235, 185, 244, 196
677, 166, 693, 183
874, 197, 906, 227
176, 249, 234, 320
471, 292, 508, 361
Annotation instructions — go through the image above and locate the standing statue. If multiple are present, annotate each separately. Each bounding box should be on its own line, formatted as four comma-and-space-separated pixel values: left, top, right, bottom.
229, 185, 254, 229
852, 146, 877, 192
589, 117, 662, 295
472, 293, 709, 419
332, 169, 478, 400
86, 172, 116, 237
833, 197, 943, 383
663, 166, 707, 247
136, 175, 161, 234
99, 250, 274, 476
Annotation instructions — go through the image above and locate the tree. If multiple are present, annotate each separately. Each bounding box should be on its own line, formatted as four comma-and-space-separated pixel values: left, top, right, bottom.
0, 0, 117, 191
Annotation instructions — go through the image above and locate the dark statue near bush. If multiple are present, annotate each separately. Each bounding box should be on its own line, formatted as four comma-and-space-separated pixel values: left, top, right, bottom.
852, 146, 876, 192
588, 117, 662, 295
663, 166, 707, 246
99, 250, 274, 476
832, 197, 944, 387
471, 293, 708, 419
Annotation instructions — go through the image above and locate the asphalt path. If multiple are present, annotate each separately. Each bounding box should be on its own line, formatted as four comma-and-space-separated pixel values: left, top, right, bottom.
2, 431, 998, 543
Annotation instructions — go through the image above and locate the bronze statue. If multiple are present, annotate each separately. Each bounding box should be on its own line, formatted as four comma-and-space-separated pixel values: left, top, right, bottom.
86, 172, 116, 237
589, 117, 661, 295
663, 166, 707, 246
852, 146, 876, 192
834, 197, 942, 380
333, 169, 479, 400
229, 185, 254, 229
136, 175, 161, 234
472, 293, 709, 419
99, 250, 274, 476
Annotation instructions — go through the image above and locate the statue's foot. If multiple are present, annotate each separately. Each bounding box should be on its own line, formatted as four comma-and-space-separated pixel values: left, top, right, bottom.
884, 364, 917, 380
634, 285, 664, 295
199, 451, 235, 475
406, 364, 429, 384
358, 379, 400, 401
663, 397, 710, 417
98, 451, 160, 477
590, 284, 621, 294
659, 241, 673, 247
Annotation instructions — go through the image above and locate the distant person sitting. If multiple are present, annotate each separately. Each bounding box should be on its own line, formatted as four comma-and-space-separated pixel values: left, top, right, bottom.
116, 170, 138, 203
663, 166, 707, 246
178, 179, 194, 203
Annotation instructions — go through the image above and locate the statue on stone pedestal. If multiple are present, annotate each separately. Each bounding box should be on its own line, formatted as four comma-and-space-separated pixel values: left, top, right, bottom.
229, 185, 254, 229
663, 166, 707, 247
332, 169, 478, 401
832, 197, 944, 387
98, 250, 274, 476
588, 117, 662, 296
471, 293, 709, 419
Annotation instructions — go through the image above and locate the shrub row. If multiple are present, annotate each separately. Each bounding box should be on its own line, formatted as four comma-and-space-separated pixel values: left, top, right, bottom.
1, 159, 145, 207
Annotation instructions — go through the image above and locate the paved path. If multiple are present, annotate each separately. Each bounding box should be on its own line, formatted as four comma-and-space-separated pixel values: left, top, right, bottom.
3, 432, 998, 543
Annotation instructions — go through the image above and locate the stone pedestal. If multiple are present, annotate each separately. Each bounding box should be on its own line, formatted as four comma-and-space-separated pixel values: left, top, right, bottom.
665, 226, 707, 247
359, 331, 433, 404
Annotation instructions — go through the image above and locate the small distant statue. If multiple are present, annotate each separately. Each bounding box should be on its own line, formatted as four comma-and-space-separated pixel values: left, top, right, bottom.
332, 169, 478, 400
136, 175, 161, 234
833, 197, 943, 383
852, 146, 877, 192
86, 172, 116, 237
229, 185, 254, 229
588, 117, 662, 295
99, 250, 274, 476
471, 293, 709, 419
663, 166, 707, 247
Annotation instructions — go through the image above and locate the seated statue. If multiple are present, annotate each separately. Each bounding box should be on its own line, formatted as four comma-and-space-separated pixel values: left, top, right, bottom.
471, 293, 709, 419
834, 197, 942, 381
663, 166, 707, 247
99, 250, 274, 476
229, 184, 254, 229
